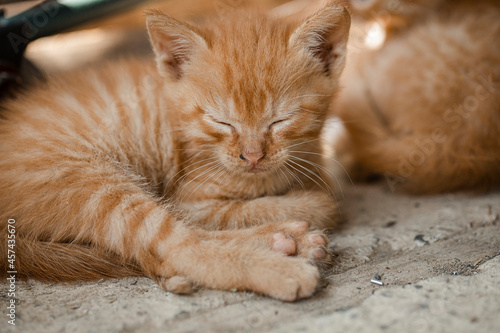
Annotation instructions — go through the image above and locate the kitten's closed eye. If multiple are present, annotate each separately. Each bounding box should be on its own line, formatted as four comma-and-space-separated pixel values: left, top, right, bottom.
210, 117, 291, 133
214, 119, 236, 132
270, 118, 290, 130
204, 113, 235, 132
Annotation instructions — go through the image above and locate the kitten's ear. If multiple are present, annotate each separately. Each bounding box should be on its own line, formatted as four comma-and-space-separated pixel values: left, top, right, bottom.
145, 9, 208, 80
289, 5, 351, 77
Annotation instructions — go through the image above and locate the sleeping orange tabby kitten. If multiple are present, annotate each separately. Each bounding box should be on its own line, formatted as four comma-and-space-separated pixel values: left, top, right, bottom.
0, 5, 350, 301
333, 0, 500, 193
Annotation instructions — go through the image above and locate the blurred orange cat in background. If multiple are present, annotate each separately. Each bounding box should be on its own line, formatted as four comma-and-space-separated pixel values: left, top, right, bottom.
332, 0, 500, 193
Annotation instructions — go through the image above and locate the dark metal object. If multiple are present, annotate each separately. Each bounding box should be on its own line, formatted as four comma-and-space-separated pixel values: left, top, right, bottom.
0, 0, 149, 98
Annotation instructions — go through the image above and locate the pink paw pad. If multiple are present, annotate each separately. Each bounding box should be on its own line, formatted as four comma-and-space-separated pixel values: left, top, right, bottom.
309, 247, 327, 259
309, 234, 327, 246
272, 232, 297, 255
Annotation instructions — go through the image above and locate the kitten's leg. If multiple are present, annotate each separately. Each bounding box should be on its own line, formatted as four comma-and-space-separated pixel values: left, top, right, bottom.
177, 190, 339, 230
4, 160, 326, 301
150, 220, 329, 301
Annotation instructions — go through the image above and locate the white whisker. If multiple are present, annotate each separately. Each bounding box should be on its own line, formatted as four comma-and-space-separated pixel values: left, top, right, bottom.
288, 150, 355, 189
275, 165, 292, 192
284, 162, 305, 190
181, 164, 225, 203
164, 151, 204, 188
175, 148, 215, 152
169, 157, 218, 189
207, 167, 230, 193
289, 155, 344, 199
286, 138, 321, 150
288, 159, 337, 201
175, 160, 221, 196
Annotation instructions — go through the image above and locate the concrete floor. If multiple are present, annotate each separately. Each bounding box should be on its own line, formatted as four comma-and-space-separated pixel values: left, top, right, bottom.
2, 182, 500, 333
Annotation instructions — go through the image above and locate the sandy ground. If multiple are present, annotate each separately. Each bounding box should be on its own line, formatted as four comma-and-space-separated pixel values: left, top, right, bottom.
2, 181, 500, 333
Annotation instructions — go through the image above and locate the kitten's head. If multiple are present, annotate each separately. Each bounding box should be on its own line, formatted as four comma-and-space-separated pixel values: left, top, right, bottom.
146, 5, 350, 175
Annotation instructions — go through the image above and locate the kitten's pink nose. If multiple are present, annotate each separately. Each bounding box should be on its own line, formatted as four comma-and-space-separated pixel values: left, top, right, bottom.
240, 151, 265, 166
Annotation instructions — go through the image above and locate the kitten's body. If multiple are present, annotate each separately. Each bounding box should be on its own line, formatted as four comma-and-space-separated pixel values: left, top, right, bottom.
333, 0, 500, 193
0, 7, 350, 301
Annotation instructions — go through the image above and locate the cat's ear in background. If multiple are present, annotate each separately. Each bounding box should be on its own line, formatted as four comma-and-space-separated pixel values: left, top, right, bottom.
145, 10, 208, 80
289, 5, 351, 78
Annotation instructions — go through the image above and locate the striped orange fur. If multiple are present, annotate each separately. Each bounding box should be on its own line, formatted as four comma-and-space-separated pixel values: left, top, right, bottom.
0, 5, 350, 301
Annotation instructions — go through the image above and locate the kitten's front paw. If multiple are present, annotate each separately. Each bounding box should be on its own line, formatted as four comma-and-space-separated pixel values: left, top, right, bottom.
258, 257, 320, 302
258, 222, 330, 301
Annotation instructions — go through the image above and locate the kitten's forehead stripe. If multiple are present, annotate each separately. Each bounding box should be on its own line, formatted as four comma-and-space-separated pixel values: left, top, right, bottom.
205, 13, 297, 117
190, 13, 326, 129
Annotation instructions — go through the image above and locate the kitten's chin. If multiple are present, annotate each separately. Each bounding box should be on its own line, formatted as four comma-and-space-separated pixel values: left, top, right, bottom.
228, 162, 279, 175
246, 160, 287, 175
248, 167, 265, 174
238, 165, 272, 175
